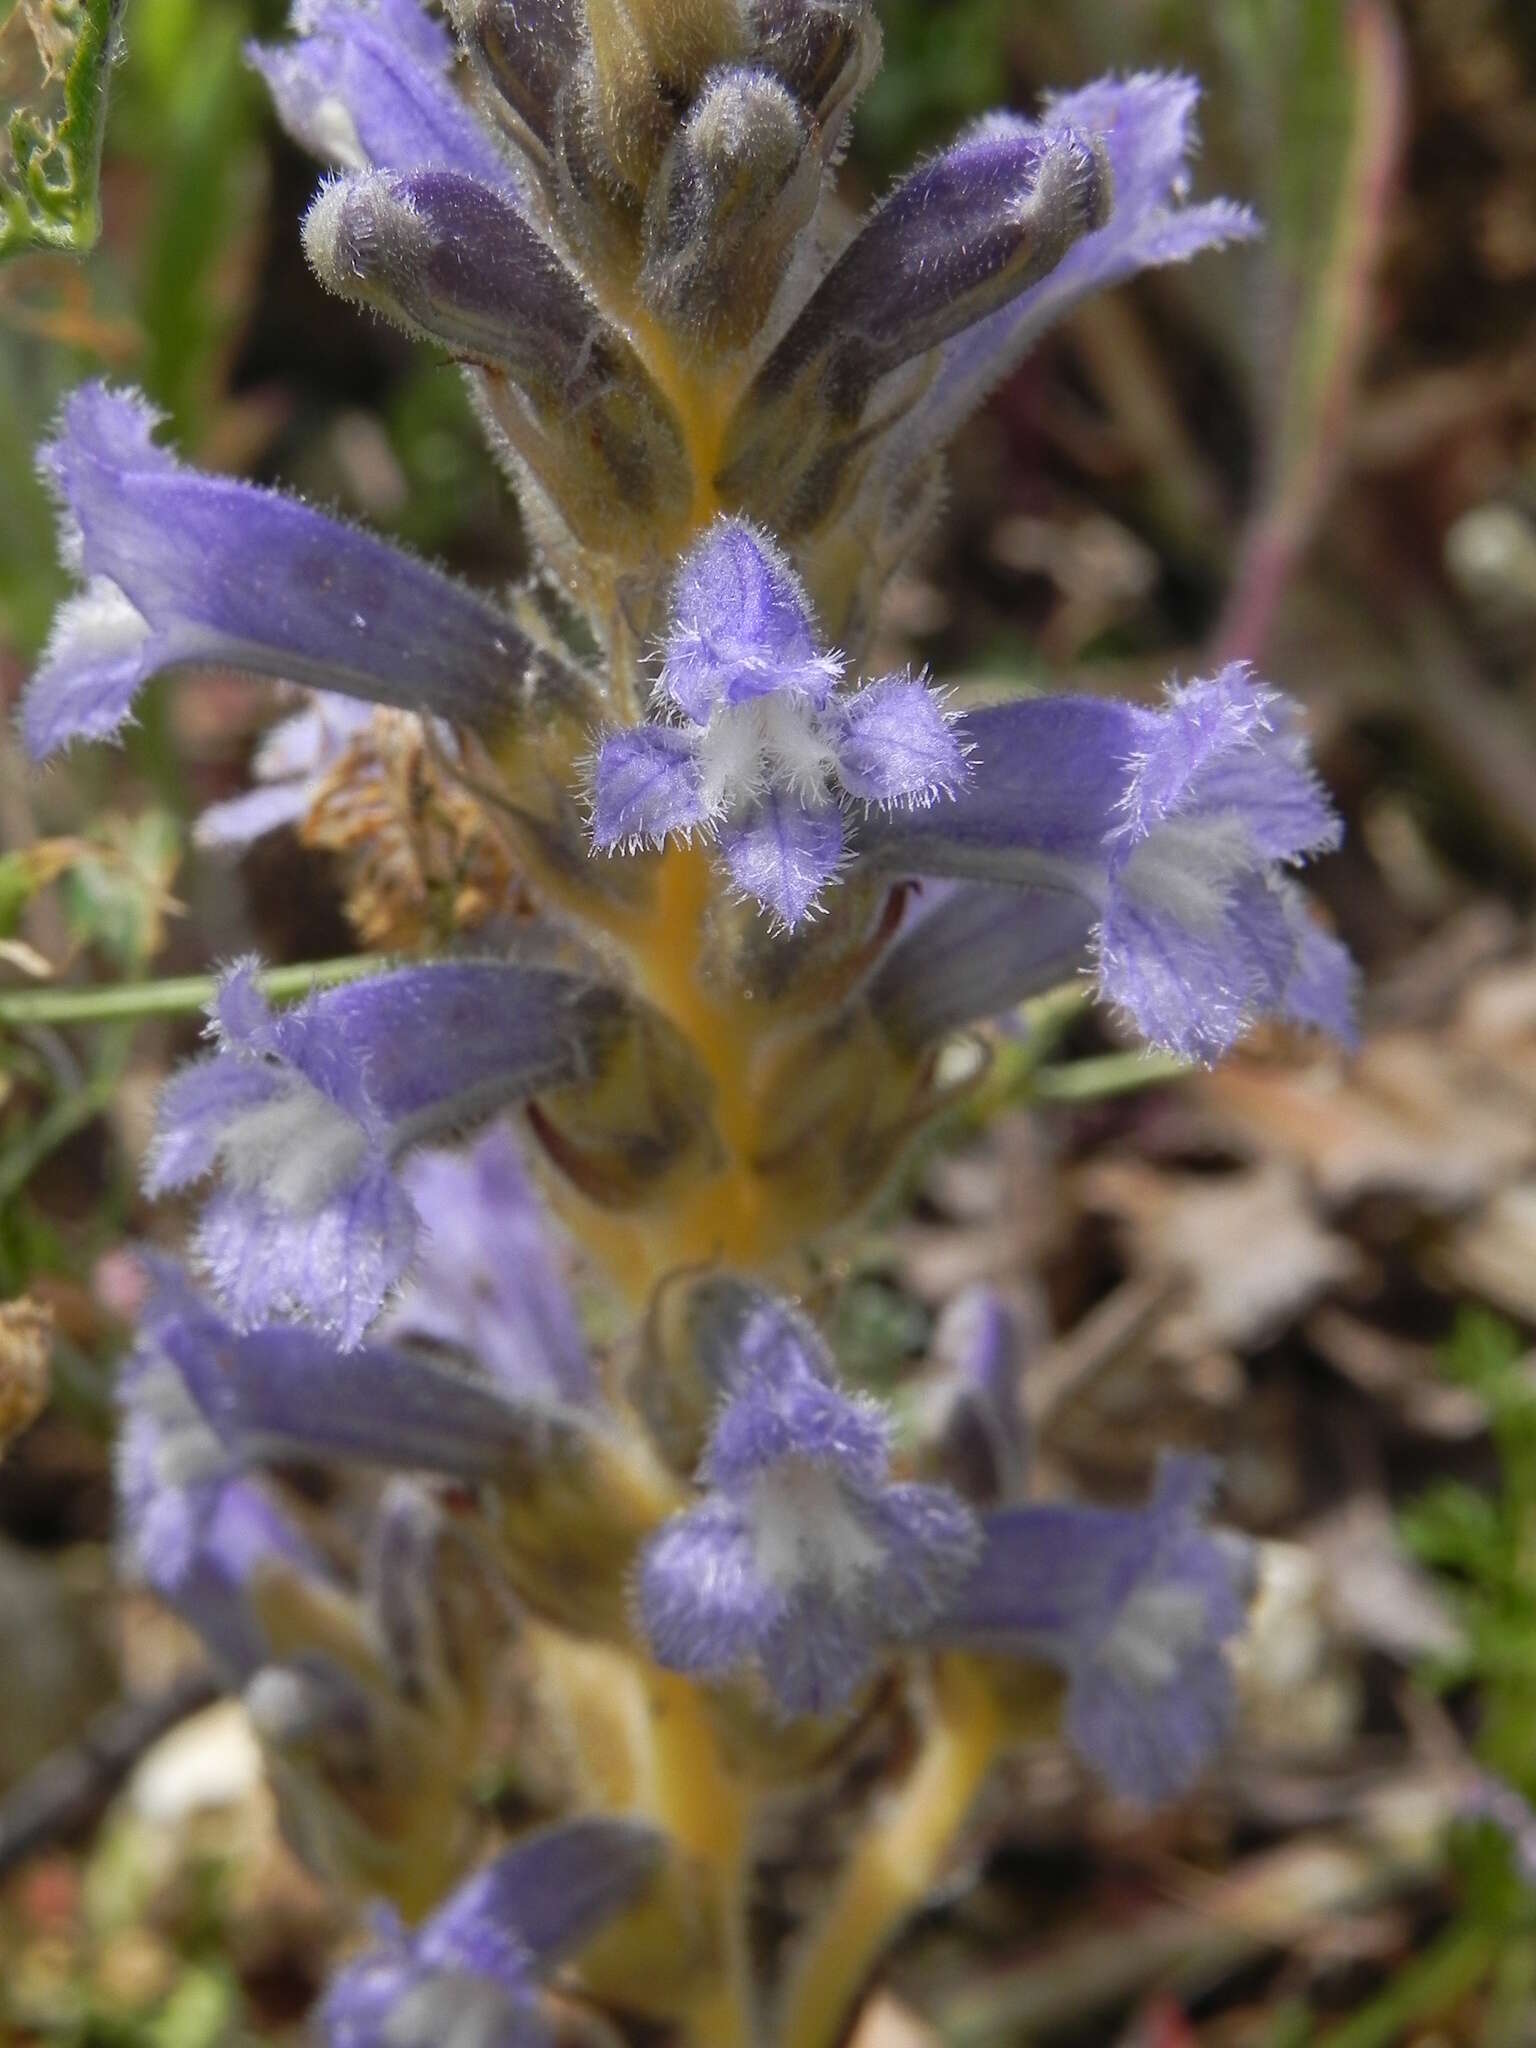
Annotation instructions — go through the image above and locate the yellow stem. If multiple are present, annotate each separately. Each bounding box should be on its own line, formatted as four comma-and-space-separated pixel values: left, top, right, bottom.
643, 1667, 759, 2048
779, 1658, 1000, 2048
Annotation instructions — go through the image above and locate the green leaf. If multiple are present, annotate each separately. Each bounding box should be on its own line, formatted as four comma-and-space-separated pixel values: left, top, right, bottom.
0, 0, 125, 258
58, 808, 182, 970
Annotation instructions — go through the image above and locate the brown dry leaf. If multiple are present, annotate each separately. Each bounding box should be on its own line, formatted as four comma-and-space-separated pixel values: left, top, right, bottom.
1200, 1029, 1536, 1209
1304, 1306, 1486, 1438
300, 710, 521, 950
1305, 1494, 1465, 1665
1437, 1180, 1536, 1323
0, 1295, 53, 1456
1078, 1158, 1363, 1354
846, 1993, 944, 2048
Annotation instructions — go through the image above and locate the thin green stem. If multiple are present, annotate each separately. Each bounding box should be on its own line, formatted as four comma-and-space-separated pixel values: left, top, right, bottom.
0, 1021, 134, 1207
1312, 1917, 1494, 2048
1030, 1047, 1192, 1103
0, 955, 384, 1031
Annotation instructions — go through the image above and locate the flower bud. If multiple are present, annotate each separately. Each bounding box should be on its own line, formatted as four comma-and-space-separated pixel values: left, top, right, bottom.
303, 169, 691, 539
449, 0, 582, 166
751, 0, 881, 158
580, 0, 751, 191
719, 123, 1109, 534
640, 65, 819, 350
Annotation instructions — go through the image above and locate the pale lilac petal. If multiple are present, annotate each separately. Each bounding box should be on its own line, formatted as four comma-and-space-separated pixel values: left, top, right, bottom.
834, 674, 968, 807
194, 1170, 418, 1350
24, 383, 572, 759
1119, 667, 1340, 859
321, 1822, 661, 2048
194, 781, 315, 848
1279, 891, 1360, 1046
195, 696, 374, 849
150, 960, 611, 1345
718, 788, 844, 927
930, 1454, 1253, 1804
636, 1501, 769, 1676
392, 1126, 594, 1406
589, 724, 706, 848
249, 0, 515, 189
660, 518, 840, 721
908, 75, 1261, 454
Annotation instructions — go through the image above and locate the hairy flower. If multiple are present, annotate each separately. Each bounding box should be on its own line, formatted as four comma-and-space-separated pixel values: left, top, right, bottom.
868, 666, 1355, 1060
321, 1820, 663, 2048
591, 519, 967, 925
23, 383, 589, 762
147, 961, 611, 1345
117, 1291, 330, 1679
638, 1291, 979, 1714
931, 1455, 1253, 1804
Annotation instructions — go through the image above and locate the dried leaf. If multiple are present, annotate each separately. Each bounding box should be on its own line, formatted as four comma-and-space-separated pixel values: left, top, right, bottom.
0, 1294, 52, 1455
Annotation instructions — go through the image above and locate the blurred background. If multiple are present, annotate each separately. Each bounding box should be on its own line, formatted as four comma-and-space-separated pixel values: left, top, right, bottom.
4, 0, 1536, 2041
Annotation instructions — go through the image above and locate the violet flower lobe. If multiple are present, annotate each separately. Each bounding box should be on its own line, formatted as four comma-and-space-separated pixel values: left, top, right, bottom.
147, 960, 614, 1346
637, 1291, 978, 1716
930, 1455, 1253, 1805
322, 1819, 663, 2048
589, 518, 967, 927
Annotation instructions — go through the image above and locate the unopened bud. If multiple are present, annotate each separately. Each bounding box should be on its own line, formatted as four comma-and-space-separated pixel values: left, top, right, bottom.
304, 170, 690, 538
719, 124, 1109, 532
449, 0, 583, 163
751, 0, 881, 158
640, 66, 818, 350
581, 0, 751, 191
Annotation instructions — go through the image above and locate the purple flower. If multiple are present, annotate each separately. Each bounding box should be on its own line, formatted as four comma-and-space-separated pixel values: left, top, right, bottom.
905, 73, 1262, 460
387, 1125, 595, 1407
637, 1292, 979, 1716
931, 1456, 1253, 1805
867, 666, 1356, 1061
21, 383, 587, 761
117, 1293, 329, 1679
719, 120, 1108, 528
590, 520, 967, 927
249, 0, 516, 191
194, 693, 374, 849
152, 1282, 578, 1483
321, 1819, 663, 2048
925, 1285, 1029, 1505
146, 960, 613, 1346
